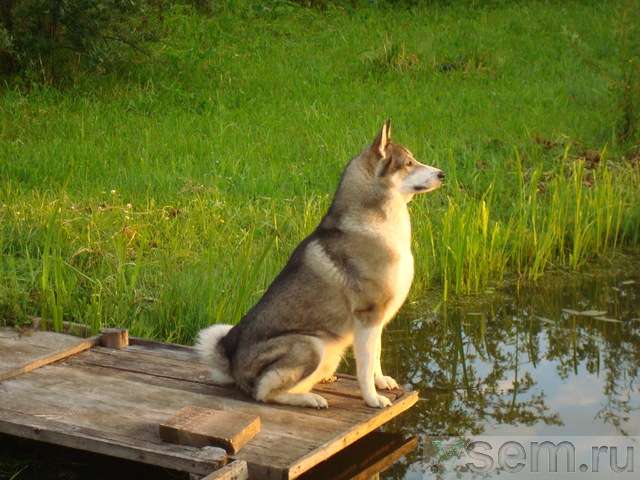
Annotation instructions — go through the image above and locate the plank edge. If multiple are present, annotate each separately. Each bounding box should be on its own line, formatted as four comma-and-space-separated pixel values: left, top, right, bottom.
287, 389, 419, 478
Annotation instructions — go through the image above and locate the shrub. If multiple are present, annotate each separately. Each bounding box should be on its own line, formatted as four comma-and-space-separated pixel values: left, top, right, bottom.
0, 0, 161, 83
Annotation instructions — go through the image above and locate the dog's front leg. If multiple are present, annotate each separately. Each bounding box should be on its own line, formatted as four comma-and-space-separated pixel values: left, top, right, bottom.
374, 333, 399, 390
354, 322, 391, 408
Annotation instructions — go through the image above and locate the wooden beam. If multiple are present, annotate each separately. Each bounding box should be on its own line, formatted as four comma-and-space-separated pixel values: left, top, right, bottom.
29, 316, 93, 338
298, 432, 418, 480
283, 390, 419, 479
159, 406, 260, 454
201, 460, 249, 480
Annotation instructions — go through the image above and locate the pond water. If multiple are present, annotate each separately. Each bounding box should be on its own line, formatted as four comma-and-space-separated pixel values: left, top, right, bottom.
376, 257, 640, 479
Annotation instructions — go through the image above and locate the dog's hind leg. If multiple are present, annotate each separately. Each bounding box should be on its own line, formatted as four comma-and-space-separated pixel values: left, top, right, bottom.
268, 391, 329, 409
253, 335, 329, 409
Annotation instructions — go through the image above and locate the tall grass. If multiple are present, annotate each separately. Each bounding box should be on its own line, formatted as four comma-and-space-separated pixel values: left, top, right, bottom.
1, 1, 639, 342
412, 151, 640, 299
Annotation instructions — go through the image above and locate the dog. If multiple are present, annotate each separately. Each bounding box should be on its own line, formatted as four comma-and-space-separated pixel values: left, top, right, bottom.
196, 120, 444, 408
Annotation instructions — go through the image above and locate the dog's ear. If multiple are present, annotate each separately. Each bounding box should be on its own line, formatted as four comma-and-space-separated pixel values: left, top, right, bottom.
371, 119, 391, 158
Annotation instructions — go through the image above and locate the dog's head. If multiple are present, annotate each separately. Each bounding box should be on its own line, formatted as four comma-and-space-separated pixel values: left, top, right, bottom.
366, 119, 444, 199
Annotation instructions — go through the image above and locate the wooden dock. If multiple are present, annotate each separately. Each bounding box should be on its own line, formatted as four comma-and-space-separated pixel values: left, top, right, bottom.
0, 325, 418, 479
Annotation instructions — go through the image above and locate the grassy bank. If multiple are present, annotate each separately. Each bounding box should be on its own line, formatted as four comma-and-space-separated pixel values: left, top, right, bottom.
1, 1, 639, 343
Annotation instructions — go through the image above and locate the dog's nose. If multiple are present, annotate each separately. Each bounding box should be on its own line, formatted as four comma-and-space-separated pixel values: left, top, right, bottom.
437, 171, 445, 180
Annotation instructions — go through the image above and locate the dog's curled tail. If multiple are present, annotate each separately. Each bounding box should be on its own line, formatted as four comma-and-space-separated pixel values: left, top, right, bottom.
195, 324, 235, 385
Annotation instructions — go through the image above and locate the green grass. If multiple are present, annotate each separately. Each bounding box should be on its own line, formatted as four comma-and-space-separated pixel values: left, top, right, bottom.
1, 0, 639, 343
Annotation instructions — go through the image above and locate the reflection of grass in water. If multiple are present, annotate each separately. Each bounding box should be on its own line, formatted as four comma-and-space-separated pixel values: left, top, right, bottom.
1, 2, 640, 341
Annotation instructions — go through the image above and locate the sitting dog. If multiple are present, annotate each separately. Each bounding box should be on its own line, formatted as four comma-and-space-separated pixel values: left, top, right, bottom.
196, 120, 444, 408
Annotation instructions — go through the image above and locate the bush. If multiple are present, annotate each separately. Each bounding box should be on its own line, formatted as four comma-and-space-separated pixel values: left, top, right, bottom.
0, 0, 162, 83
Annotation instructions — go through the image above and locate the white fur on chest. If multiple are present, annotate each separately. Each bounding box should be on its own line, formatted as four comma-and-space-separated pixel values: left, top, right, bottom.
343, 206, 415, 324
382, 221, 414, 324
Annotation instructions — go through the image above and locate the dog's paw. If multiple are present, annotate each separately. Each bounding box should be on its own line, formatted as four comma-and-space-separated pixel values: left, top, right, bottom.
375, 374, 399, 390
364, 393, 392, 409
319, 375, 338, 384
303, 392, 329, 409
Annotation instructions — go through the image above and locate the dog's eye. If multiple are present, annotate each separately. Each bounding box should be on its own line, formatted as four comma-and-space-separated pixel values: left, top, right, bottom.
406, 160, 414, 167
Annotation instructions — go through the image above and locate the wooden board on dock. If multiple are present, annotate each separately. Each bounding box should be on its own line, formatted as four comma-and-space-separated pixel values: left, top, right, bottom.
299, 431, 418, 480
0, 327, 98, 382
159, 405, 260, 453
0, 327, 418, 479
202, 460, 249, 480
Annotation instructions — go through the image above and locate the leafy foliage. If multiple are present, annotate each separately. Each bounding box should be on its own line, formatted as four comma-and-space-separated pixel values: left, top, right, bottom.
0, 0, 161, 82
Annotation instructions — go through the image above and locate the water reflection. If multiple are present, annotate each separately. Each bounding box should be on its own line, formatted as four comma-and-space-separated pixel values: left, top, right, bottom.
377, 260, 640, 479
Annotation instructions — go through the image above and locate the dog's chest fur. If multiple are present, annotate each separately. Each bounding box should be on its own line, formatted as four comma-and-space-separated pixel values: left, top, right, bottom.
378, 206, 414, 324
338, 204, 415, 324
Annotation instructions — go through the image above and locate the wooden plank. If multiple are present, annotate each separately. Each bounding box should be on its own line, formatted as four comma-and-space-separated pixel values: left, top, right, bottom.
0, 407, 226, 475
0, 336, 53, 370
298, 432, 417, 480
299, 431, 416, 480
349, 438, 416, 480
29, 316, 93, 338
201, 460, 249, 480
0, 337, 418, 479
0, 365, 215, 443
159, 406, 260, 454
277, 390, 417, 479
0, 328, 100, 382
0, 361, 324, 477
0, 327, 87, 353
2, 365, 306, 477
66, 346, 419, 477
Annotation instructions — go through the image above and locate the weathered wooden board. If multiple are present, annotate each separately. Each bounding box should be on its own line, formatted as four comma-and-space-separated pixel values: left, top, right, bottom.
0, 407, 226, 475
159, 405, 260, 453
0, 329, 418, 479
30, 316, 93, 338
68, 345, 418, 478
0, 327, 99, 382
202, 460, 249, 480
298, 431, 418, 480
